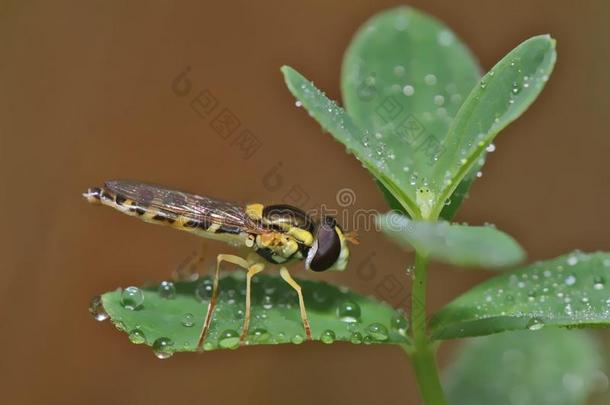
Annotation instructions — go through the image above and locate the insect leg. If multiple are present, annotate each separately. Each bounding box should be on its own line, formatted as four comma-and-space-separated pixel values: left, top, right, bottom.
279, 267, 312, 341
197, 254, 249, 350
240, 262, 265, 344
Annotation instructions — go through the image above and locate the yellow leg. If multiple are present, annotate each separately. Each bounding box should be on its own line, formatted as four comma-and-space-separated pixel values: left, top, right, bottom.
279, 267, 312, 340
197, 254, 249, 350
240, 262, 265, 344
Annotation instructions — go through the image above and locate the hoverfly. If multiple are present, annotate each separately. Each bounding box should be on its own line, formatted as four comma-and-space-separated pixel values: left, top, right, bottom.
83, 180, 356, 348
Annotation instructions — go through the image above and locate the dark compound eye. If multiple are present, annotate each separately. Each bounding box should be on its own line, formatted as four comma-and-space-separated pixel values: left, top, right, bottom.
307, 217, 341, 272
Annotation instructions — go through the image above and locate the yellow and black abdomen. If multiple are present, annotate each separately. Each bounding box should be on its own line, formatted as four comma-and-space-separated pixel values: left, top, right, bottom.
82, 186, 250, 246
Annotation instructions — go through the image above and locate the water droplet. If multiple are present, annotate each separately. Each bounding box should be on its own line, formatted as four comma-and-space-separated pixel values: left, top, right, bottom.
593, 276, 605, 290
527, 317, 545, 331
320, 329, 335, 344
480, 79, 487, 89
444, 198, 452, 206
424, 74, 437, 85
291, 334, 304, 344
182, 313, 195, 327
89, 295, 109, 321
337, 300, 361, 323
476, 171, 483, 178
121, 286, 144, 310
262, 295, 274, 310
158, 281, 176, 299
402, 85, 415, 96
218, 329, 240, 349
512, 82, 521, 94
567, 255, 579, 266
565, 275, 577, 286
437, 30, 454, 46
432, 94, 445, 106
152, 337, 174, 359
129, 329, 146, 344
195, 279, 213, 301
391, 313, 408, 335
350, 331, 363, 344
295, 100, 302, 107
367, 323, 389, 341
363, 335, 373, 345
485, 143, 496, 153
393, 65, 405, 76
249, 328, 270, 344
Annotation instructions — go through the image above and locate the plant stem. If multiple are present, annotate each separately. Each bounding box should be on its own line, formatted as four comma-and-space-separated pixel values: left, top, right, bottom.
409, 252, 447, 405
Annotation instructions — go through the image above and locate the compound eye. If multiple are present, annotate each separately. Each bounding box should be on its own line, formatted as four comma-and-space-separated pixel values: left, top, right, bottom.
307, 219, 341, 272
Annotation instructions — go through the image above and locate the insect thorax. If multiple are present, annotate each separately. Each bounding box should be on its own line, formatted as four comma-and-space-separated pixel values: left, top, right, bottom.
246, 203, 316, 265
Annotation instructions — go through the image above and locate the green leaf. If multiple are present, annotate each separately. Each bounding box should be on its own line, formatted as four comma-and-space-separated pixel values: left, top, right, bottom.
431, 35, 557, 218
377, 212, 525, 268
430, 252, 610, 340
341, 6, 481, 219
282, 65, 419, 217
445, 329, 605, 405
95, 273, 409, 356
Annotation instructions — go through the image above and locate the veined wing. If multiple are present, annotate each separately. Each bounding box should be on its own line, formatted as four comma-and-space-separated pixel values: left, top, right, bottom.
104, 180, 264, 234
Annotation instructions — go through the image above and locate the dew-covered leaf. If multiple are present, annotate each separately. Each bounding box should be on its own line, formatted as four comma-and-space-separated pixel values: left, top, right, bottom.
282, 65, 419, 217
444, 329, 605, 405
341, 6, 481, 220
93, 273, 409, 357
431, 35, 556, 218
377, 212, 525, 268
430, 252, 610, 340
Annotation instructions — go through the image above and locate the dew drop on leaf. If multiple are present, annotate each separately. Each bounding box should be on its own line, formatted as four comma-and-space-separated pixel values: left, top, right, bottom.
128, 328, 146, 344
593, 276, 605, 290
337, 300, 362, 323
249, 328, 270, 344
367, 323, 389, 341
526, 317, 545, 331
350, 331, 363, 344
402, 84, 415, 96
218, 329, 240, 349
89, 295, 109, 322
321, 329, 336, 344
152, 337, 174, 359
121, 286, 144, 310
291, 334, 304, 345
158, 281, 176, 299
181, 313, 195, 327
195, 279, 213, 301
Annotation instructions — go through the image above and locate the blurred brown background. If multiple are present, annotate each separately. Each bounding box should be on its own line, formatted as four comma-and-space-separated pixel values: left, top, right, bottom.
1, 0, 609, 404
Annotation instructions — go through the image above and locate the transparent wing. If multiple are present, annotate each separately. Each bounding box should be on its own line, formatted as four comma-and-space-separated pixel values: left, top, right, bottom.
105, 180, 264, 234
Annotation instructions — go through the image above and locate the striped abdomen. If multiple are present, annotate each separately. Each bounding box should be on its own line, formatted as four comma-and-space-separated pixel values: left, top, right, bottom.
82, 186, 250, 245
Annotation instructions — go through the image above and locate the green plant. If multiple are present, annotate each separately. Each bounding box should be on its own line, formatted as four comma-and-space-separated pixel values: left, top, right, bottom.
91, 6, 609, 405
